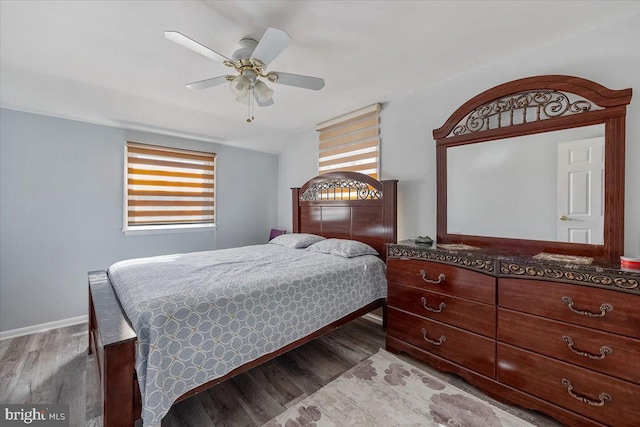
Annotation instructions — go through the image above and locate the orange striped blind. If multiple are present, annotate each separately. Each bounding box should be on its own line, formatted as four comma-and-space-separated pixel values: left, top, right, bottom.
126, 142, 216, 227
317, 104, 380, 179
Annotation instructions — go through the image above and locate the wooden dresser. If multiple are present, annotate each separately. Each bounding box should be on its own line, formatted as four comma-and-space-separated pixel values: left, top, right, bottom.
386, 241, 640, 427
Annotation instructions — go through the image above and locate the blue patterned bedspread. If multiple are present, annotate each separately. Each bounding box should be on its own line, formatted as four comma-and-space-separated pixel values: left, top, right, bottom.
107, 244, 387, 426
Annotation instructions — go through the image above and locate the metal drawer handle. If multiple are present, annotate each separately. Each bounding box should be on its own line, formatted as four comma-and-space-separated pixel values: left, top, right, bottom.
421, 328, 446, 346
561, 296, 613, 318
420, 270, 446, 284
421, 296, 446, 313
561, 335, 612, 360
561, 378, 611, 407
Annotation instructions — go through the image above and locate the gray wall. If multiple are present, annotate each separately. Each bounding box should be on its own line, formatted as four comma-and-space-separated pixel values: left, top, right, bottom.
278, 14, 640, 257
0, 108, 278, 332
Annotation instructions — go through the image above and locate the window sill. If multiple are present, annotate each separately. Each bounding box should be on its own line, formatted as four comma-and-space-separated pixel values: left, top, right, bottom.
123, 223, 217, 236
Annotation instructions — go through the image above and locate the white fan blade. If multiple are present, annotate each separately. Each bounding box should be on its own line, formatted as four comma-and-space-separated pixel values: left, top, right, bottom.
254, 90, 274, 107
186, 76, 229, 90
164, 31, 231, 64
250, 28, 291, 66
270, 72, 325, 90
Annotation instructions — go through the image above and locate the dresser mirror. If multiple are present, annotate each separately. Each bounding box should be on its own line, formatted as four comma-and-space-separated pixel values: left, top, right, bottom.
447, 124, 605, 244
433, 75, 632, 260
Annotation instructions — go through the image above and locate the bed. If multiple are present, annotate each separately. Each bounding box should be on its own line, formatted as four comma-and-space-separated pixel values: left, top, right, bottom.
88, 172, 397, 426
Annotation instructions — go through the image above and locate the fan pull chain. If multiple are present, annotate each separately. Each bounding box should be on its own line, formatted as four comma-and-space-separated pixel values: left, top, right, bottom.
247, 87, 250, 123
247, 87, 255, 123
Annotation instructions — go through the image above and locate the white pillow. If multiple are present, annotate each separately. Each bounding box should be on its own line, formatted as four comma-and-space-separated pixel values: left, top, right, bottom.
306, 238, 378, 258
269, 233, 326, 249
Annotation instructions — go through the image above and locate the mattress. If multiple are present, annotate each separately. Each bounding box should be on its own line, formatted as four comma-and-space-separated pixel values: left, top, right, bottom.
107, 243, 387, 425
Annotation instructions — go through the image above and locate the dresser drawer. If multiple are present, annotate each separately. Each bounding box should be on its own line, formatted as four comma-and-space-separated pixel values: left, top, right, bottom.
388, 282, 496, 338
499, 278, 640, 337
498, 308, 640, 384
387, 307, 495, 377
497, 343, 640, 427
387, 259, 495, 304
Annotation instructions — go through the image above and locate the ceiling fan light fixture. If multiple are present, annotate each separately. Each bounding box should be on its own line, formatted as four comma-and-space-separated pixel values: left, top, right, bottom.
235, 95, 249, 105
254, 80, 274, 102
229, 75, 250, 97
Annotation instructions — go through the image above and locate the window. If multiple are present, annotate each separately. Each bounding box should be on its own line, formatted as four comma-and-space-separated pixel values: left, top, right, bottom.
124, 142, 216, 232
317, 103, 380, 179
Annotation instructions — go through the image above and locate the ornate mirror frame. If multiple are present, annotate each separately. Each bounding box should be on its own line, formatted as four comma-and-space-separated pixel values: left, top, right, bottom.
433, 75, 632, 260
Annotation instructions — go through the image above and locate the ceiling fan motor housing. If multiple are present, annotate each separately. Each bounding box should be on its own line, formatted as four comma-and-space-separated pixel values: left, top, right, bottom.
231, 38, 258, 61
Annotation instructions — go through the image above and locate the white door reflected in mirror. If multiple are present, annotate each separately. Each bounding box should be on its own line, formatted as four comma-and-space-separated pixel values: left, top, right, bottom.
557, 137, 604, 244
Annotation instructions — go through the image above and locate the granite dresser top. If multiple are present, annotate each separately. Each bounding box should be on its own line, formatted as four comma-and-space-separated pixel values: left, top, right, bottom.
387, 241, 640, 296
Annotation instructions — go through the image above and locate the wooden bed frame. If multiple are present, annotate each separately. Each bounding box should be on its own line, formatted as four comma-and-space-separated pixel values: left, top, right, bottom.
88, 172, 397, 426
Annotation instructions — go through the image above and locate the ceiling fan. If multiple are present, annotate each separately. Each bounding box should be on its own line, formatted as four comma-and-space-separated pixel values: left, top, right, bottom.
165, 27, 325, 122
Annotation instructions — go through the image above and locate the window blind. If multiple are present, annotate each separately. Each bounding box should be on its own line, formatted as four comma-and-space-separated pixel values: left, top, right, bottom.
125, 142, 216, 227
317, 103, 380, 179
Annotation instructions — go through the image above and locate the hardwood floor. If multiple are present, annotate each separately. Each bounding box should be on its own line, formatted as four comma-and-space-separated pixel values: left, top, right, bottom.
0, 323, 88, 426
1, 317, 561, 426
161, 317, 386, 427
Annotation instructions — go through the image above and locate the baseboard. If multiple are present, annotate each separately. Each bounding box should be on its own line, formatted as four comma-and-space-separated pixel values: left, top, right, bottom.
363, 312, 383, 325
0, 315, 88, 341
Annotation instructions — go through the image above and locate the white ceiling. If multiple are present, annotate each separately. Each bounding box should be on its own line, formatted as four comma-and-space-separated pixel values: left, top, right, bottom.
1, 1, 639, 153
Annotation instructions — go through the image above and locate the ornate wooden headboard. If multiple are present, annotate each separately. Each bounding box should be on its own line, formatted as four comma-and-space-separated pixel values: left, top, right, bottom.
292, 172, 398, 261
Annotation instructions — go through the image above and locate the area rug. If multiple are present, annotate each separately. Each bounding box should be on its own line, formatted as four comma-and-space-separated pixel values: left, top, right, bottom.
263, 349, 534, 427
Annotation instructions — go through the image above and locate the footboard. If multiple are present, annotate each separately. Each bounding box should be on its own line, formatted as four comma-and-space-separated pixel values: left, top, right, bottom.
88, 271, 138, 426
